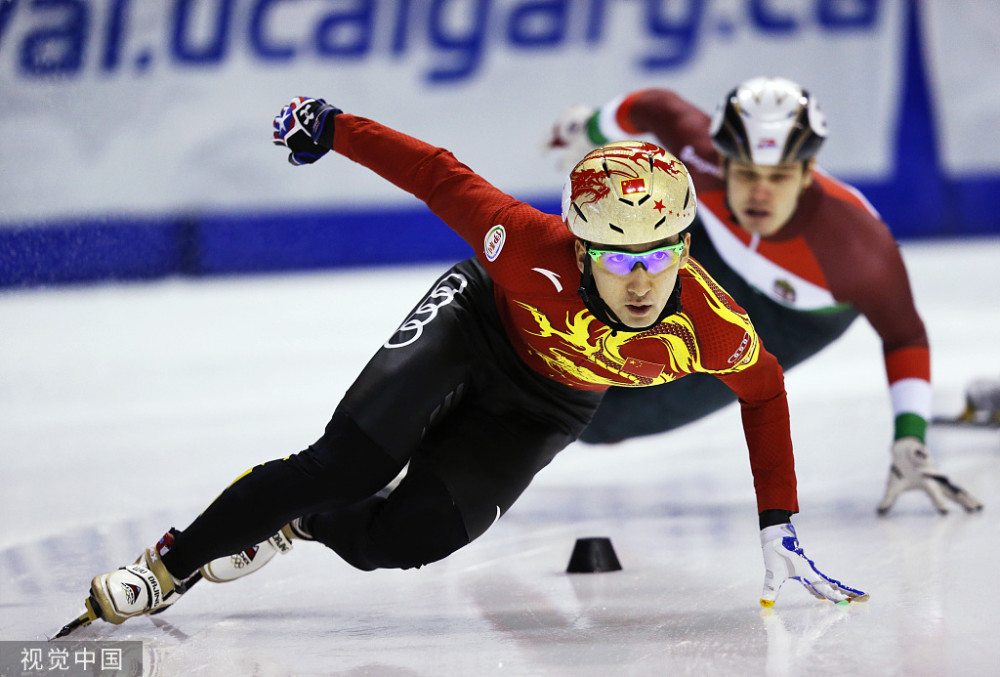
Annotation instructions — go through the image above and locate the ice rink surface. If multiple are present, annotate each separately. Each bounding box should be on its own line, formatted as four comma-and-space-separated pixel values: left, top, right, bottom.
2, 239, 999, 676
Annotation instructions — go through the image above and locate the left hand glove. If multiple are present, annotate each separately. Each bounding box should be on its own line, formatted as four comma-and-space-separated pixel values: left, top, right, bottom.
544, 104, 598, 171
760, 523, 869, 608
877, 437, 983, 515
272, 97, 341, 166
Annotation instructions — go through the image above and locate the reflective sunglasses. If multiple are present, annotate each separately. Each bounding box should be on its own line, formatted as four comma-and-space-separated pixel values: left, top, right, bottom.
587, 242, 685, 276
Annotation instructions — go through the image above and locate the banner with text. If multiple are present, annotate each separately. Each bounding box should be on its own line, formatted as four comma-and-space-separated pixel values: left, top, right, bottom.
0, 0, 906, 222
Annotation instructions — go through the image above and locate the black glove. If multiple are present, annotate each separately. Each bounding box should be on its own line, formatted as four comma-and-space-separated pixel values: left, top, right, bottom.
272, 97, 342, 166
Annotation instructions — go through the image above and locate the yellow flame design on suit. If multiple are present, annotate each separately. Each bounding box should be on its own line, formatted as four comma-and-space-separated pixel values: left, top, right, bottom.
518, 263, 759, 387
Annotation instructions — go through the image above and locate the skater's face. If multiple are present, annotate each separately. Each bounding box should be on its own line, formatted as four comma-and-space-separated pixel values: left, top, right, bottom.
725, 159, 813, 237
576, 233, 690, 329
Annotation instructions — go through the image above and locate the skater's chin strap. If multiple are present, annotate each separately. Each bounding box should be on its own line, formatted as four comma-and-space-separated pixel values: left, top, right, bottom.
577, 255, 682, 334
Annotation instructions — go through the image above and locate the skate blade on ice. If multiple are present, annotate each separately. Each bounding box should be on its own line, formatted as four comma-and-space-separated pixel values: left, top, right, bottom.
51, 596, 99, 640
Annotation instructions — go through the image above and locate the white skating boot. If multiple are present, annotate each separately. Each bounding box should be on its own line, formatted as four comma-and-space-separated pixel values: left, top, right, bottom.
198, 519, 314, 583
56, 522, 315, 637
89, 530, 189, 625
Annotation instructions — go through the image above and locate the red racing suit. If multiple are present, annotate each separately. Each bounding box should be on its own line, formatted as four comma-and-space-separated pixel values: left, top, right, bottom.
333, 114, 798, 513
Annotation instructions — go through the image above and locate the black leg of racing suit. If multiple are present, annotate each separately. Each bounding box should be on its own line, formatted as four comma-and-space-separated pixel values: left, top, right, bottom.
163, 258, 602, 577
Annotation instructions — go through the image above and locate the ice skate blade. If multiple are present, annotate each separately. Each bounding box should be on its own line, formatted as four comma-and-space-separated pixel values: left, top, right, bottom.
931, 415, 1000, 429
51, 597, 99, 640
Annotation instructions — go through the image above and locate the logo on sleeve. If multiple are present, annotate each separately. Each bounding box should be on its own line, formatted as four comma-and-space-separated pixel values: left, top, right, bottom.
727, 332, 752, 364
531, 267, 563, 292
484, 225, 506, 261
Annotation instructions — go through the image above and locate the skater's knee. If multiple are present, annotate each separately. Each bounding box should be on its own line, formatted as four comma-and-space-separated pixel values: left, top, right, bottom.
357, 508, 470, 571
315, 476, 472, 572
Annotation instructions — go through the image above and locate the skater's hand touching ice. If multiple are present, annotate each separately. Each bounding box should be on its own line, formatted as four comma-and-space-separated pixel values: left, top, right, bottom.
877, 438, 982, 515
759, 523, 868, 607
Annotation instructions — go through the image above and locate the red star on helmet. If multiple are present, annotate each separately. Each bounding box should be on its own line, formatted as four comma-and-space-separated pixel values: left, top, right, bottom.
653, 200, 666, 213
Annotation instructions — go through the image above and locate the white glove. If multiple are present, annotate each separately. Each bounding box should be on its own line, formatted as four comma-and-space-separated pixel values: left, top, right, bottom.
543, 104, 598, 171
877, 437, 983, 515
760, 523, 869, 608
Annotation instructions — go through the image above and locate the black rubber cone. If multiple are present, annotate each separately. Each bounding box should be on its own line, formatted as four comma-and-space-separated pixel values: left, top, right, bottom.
566, 537, 622, 573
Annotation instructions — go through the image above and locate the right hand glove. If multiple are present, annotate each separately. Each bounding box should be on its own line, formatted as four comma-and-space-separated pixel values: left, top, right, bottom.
272, 97, 342, 166
760, 523, 869, 608
544, 104, 598, 171
877, 437, 983, 515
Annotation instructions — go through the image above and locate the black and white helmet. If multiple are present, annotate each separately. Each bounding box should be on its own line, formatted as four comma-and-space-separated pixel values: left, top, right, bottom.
709, 76, 827, 166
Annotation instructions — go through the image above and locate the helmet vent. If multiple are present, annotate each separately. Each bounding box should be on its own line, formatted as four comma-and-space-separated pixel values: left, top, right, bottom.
572, 203, 588, 222
653, 216, 666, 230
682, 188, 691, 210
609, 223, 624, 234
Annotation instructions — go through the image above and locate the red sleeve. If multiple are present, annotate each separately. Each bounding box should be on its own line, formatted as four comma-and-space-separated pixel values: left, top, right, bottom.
332, 115, 524, 254
682, 262, 799, 514
623, 90, 718, 163
717, 350, 799, 514
801, 179, 929, 358
333, 114, 578, 294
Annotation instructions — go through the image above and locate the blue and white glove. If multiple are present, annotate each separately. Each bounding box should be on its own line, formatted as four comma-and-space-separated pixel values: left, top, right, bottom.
760, 523, 868, 608
272, 97, 342, 166
877, 438, 983, 515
